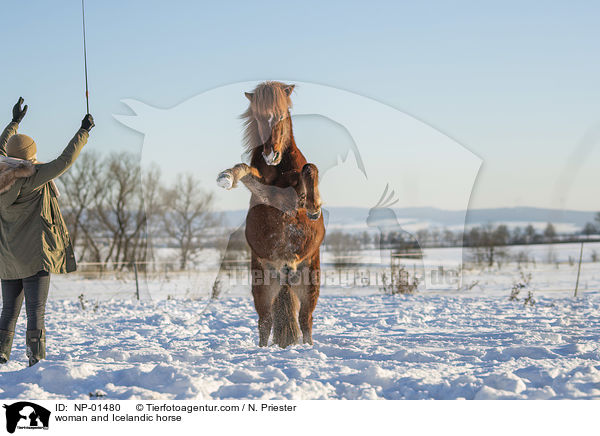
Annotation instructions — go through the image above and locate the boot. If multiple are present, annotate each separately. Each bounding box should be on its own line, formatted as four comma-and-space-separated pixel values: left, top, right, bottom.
0, 330, 15, 363
26, 329, 46, 367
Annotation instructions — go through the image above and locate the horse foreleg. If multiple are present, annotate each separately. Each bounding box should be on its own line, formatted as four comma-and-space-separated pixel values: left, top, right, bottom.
217, 163, 261, 190
218, 164, 299, 212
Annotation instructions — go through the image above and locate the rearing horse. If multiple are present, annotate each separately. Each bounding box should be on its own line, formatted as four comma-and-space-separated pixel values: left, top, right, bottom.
217, 81, 325, 348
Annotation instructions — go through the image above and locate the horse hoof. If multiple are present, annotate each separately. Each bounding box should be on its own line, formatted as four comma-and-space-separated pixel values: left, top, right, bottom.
307, 209, 321, 221
217, 172, 233, 189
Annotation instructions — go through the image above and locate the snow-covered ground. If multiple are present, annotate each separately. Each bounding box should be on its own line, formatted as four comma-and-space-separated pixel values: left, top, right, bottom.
1, 294, 600, 399
0, 243, 599, 400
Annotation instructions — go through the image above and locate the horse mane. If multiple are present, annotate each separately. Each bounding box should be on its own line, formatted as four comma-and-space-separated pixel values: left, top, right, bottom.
241, 81, 294, 159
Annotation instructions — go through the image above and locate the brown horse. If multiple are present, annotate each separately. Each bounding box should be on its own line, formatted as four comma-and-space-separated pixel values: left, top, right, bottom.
217, 81, 325, 348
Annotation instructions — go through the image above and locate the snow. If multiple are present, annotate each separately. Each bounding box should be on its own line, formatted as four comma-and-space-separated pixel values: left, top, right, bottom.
1, 290, 600, 400
0, 243, 599, 400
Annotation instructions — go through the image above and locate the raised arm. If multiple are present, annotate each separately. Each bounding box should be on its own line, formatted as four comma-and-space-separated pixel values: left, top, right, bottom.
0, 97, 28, 156
0, 122, 18, 157
25, 114, 95, 191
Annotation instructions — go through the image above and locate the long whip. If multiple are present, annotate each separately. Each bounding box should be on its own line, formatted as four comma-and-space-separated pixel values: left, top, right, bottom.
81, 0, 90, 114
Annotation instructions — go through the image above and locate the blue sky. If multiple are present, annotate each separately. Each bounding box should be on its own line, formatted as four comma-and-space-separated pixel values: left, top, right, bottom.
1, 0, 599, 211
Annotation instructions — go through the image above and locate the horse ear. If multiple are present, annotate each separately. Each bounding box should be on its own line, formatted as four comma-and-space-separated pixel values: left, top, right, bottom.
284, 85, 295, 96
245, 92, 254, 101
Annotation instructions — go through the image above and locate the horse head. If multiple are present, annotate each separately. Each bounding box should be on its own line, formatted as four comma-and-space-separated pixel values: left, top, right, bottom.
243, 81, 295, 166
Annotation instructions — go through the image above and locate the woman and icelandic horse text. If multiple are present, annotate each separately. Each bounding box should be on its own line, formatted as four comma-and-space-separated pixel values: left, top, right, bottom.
217, 81, 325, 348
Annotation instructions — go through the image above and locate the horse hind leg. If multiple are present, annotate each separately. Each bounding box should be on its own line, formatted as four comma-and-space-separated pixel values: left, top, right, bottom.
251, 261, 279, 347
298, 260, 320, 345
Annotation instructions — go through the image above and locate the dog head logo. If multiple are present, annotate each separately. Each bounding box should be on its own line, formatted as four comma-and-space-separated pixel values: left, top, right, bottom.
3, 402, 50, 433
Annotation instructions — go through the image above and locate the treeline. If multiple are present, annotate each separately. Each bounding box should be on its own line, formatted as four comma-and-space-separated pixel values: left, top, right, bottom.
325, 219, 600, 255
325, 221, 600, 268
57, 151, 216, 271
57, 151, 599, 272
582, 213, 600, 236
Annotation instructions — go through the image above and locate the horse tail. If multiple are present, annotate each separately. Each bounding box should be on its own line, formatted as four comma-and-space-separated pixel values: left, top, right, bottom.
272, 284, 300, 348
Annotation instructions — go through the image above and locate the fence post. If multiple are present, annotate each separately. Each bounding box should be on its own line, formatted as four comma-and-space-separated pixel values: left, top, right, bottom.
574, 241, 584, 298
133, 262, 140, 301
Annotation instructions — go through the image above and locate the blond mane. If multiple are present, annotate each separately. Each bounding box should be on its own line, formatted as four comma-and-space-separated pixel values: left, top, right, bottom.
241, 81, 294, 158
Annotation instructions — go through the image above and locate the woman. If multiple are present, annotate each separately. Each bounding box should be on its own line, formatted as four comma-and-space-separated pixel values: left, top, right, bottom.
0, 97, 94, 366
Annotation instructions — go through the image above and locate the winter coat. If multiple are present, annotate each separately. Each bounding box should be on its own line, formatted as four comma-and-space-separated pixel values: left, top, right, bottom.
0, 121, 89, 279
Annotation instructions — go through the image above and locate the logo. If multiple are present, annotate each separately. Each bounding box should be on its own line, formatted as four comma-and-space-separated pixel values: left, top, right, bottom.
3, 402, 50, 434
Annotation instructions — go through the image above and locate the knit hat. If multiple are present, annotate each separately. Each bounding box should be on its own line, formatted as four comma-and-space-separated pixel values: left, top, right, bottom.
6, 134, 37, 161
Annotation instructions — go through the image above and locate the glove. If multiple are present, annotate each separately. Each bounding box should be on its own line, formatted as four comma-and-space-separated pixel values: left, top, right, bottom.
81, 113, 95, 132
12, 97, 28, 123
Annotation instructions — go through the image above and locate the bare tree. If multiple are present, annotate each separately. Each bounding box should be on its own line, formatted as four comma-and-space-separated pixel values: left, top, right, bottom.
443, 228, 455, 246
469, 224, 509, 267
140, 164, 163, 269
326, 230, 361, 271
582, 222, 597, 236
92, 152, 148, 269
511, 226, 524, 244
544, 222, 557, 242
430, 227, 441, 246
57, 152, 216, 273
524, 224, 538, 244
160, 173, 215, 270
56, 151, 104, 261
416, 229, 430, 248
359, 231, 372, 249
